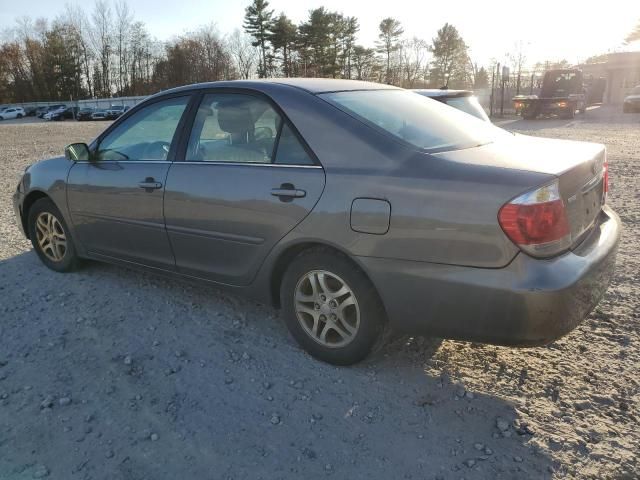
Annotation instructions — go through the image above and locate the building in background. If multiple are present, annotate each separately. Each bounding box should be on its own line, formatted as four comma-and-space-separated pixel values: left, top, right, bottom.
578, 51, 640, 104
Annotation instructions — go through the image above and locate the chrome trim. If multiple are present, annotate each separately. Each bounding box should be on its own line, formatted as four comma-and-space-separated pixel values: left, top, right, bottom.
74, 160, 170, 164
178, 161, 322, 169
74, 161, 322, 168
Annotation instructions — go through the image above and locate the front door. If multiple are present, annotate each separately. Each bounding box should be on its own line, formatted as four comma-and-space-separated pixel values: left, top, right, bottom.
67, 95, 191, 269
164, 92, 325, 285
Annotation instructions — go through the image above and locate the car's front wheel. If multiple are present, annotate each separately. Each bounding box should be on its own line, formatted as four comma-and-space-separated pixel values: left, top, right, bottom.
280, 249, 387, 365
27, 198, 80, 272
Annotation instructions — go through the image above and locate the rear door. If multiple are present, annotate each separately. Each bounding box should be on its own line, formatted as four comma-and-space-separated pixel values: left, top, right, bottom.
67, 95, 191, 269
164, 91, 325, 285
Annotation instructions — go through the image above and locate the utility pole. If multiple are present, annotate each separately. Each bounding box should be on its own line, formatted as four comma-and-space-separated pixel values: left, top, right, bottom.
490, 62, 499, 118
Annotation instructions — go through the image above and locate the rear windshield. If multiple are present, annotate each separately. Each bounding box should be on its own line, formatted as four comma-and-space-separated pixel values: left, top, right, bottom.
319, 89, 506, 152
444, 96, 490, 122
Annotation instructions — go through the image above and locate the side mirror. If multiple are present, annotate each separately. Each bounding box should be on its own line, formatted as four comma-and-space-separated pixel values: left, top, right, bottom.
64, 143, 90, 161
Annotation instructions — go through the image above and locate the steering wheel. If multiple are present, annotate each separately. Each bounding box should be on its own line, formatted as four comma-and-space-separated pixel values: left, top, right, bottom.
142, 141, 171, 160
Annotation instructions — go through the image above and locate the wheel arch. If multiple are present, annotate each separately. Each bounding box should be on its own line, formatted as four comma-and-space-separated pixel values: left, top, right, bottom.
21, 190, 51, 240
268, 240, 381, 310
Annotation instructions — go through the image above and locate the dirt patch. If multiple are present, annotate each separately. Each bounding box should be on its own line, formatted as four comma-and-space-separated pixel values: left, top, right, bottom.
0, 110, 638, 479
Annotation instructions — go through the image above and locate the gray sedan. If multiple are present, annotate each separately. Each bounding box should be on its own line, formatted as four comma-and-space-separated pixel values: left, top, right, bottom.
13, 79, 620, 365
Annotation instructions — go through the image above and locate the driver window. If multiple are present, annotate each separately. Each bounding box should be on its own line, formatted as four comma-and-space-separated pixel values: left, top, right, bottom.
96, 96, 189, 161
186, 94, 281, 163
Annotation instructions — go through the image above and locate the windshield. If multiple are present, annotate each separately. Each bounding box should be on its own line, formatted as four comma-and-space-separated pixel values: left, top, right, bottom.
320, 89, 505, 152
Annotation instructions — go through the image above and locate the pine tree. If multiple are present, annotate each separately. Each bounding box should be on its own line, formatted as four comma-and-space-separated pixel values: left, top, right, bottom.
243, 0, 274, 78
474, 67, 489, 89
376, 18, 403, 84
269, 14, 297, 77
429, 23, 470, 88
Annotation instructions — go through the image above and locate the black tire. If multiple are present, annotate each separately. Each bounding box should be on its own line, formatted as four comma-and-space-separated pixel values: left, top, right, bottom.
280, 248, 387, 365
522, 106, 537, 120
561, 105, 575, 119
17, 113, 23, 118
27, 198, 80, 273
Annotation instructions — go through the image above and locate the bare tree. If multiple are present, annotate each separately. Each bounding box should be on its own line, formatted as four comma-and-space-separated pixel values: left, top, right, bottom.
507, 41, 528, 95
400, 37, 428, 87
227, 29, 258, 79
114, 0, 132, 94
90, 0, 112, 96
61, 4, 94, 97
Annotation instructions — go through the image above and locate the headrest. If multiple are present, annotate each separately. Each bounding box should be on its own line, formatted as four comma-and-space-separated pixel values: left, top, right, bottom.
217, 100, 255, 134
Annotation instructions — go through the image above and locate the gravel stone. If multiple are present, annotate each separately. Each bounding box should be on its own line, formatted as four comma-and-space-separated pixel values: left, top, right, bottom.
496, 417, 510, 432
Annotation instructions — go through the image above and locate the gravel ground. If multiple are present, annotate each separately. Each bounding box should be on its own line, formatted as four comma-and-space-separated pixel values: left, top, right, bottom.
0, 108, 638, 480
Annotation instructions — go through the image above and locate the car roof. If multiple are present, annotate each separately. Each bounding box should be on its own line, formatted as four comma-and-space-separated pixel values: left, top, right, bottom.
413, 89, 473, 98
160, 78, 400, 96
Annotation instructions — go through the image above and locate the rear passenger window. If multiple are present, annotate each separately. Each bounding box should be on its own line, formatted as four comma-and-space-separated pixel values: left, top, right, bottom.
274, 124, 314, 166
186, 94, 281, 164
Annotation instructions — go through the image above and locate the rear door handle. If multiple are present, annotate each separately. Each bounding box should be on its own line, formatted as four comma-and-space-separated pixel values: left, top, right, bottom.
138, 177, 162, 191
271, 188, 306, 198
271, 184, 306, 201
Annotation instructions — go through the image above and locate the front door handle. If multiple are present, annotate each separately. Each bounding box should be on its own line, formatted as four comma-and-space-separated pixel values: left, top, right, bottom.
138, 177, 162, 191
271, 183, 306, 202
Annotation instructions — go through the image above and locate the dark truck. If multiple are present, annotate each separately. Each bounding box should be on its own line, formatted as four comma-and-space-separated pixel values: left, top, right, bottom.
513, 69, 587, 120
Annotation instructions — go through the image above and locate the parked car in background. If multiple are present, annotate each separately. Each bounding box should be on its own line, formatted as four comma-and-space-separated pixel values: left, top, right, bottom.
43, 107, 66, 121
76, 107, 95, 121
37, 104, 66, 118
13, 79, 621, 365
623, 85, 640, 113
105, 105, 130, 119
48, 106, 79, 121
413, 89, 490, 122
0, 107, 25, 120
23, 106, 38, 116
90, 110, 109, 121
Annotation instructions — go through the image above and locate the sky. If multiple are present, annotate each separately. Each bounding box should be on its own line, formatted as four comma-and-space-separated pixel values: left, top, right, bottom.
0, 0, 638, 67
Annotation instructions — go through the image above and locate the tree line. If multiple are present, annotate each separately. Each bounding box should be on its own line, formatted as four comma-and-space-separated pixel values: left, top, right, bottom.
0, 0, 491, 103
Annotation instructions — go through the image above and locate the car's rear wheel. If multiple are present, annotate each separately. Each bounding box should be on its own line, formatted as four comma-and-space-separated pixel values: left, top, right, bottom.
27, 198, 79, 272
280, 249, 386, 365
561, 105, 575, 119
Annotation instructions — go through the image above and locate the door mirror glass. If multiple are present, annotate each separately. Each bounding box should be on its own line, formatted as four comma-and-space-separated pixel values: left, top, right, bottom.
64, 143, 90, 161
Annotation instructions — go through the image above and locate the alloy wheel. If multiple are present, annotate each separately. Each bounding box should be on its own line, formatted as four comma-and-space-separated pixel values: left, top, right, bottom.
294, 270, 360, 348
35, 212, 67, 262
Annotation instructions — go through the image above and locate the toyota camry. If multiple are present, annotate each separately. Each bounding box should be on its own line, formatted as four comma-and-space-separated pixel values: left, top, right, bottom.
13, 79, 620, 365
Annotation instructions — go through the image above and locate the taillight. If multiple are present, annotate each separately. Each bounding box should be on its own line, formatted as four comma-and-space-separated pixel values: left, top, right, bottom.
498, 180, 571, 258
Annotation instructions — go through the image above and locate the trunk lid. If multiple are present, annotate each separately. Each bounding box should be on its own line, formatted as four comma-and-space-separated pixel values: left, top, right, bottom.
434, 134, 606, 247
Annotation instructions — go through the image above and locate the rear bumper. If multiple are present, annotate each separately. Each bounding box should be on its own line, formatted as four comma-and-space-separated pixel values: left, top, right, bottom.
360, 206, 621, 346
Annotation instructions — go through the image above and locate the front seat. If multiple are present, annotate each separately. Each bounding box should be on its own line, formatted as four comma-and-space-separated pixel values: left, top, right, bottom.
203, 100, 267, 163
